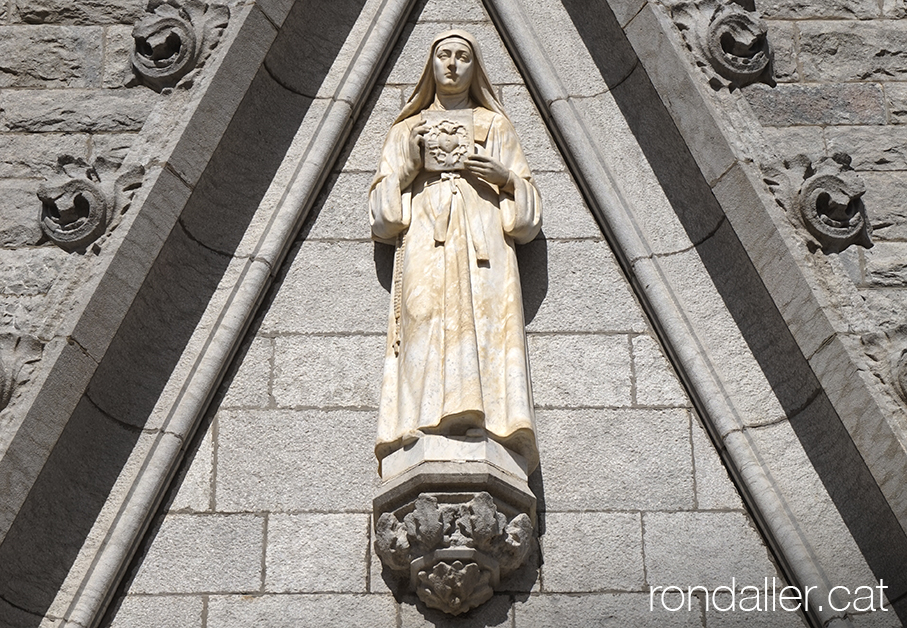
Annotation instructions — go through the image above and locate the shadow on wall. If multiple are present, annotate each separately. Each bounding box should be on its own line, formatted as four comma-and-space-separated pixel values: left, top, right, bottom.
0, 0, 366, 625
556, 0, 907, 622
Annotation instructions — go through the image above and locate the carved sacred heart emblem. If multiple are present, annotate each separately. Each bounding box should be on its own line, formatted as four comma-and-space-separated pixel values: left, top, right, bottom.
423, 112, 474, 171
437, 131, 460, 154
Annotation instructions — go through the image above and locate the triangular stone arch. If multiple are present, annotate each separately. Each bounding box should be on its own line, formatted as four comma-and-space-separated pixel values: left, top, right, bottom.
0, 0, 904, 626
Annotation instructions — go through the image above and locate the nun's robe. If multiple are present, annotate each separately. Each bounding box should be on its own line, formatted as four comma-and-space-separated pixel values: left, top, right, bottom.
370, 105, 541, 472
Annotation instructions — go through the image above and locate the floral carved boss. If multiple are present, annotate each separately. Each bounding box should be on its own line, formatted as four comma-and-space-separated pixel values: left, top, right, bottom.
369, 31, 541, 615
131, 0, 229, 92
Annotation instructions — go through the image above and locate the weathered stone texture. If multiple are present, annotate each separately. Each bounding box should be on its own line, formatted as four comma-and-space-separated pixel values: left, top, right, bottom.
799, 22, 907, 82
884, 0, 907, 17
169, 428, 213, 512
758, 0, 880, 19
501, 85, 566, 172
862, 241, 907, 287
745, 83, 887, 127
536, 408, 695, 511
340, 86, 403, 172
260, 242, 389, 335
130, 514, 264, 594
415, 0, 488, 22
88, 133, 137, 167
0, 134, 88, 178
0, 89, 156, 132
103, 24, 136, 88
0, 25, 102, 87
644, 512, 776, 587
862, 171, 907, 240
301, 171, 375, 241
530, 171, 602, 239
216, 409, 380, 512
541, 513, 644, 592
206, 594, 397, 628
266, 513, 369, 592
826, 126, 907, 171
515, 593, 703, 627
399, 594, 512, 627
0, 248, 69, 295
271, 335, 383, 408
632, 334, 688, 406
219, 335, 273, 409
521, 240, 648, 334
692, 419, 744, 510
884, 82, 907, 123
765, 20, 799, 82
108, 595, 203, 628
11, 0, 145, 25
0, 181, 46, 247
528, 334, 633, 407
760, 126, 826, 164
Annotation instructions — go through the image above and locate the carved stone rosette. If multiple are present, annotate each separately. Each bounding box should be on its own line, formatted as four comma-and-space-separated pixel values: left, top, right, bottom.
376, 492, 532, 615
38, 157, 144, 253
132, 0, 229, 92
373, 435, 537, 616
0, 334, 43, 412
669, 0, 773, 89
763, 153, 872, 253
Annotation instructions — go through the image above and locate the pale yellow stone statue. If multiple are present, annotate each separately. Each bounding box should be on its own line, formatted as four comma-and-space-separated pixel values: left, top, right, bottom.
371, 30, 541, 473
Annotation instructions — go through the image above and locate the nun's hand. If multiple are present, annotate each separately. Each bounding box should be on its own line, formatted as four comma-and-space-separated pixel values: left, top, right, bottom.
465, 153, 512, 189
402, 121, 429, 187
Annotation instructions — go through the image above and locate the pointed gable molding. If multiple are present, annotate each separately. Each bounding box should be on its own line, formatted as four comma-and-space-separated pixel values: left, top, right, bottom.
1, 0, 904, 626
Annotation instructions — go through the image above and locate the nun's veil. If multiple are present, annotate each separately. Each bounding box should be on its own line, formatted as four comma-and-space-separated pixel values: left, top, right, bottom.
394, 30, 507, 124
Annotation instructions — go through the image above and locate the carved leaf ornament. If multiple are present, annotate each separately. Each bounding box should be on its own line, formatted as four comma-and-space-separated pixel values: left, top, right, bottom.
797, 159, 871, 253
763, 153, 872, 254
38, 157, 145, 253
38, 176, 109, 252
375, 492, 533, 615
132, 0, 229, 92
705, 4, 770, 85
671, 0, 773, 89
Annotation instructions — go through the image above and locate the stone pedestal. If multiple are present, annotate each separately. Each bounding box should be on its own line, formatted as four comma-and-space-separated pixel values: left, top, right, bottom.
373, 434, 537, 615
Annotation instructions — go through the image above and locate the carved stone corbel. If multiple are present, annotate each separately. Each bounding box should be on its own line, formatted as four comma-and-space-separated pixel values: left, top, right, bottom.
763, 153, 872, 253
131, 0, 229, 92
376, 491, 532, 615
373, 435, 537, 615
669, 0, 773, 89
0, 334, 43, 412
37, 157, 145, 253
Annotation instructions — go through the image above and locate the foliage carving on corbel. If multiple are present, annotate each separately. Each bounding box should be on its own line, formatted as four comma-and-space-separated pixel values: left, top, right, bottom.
131, 0, 229, 92
37, 157, 145, 253
762, 153, 872, 254
668, 0, 773, 89
375, 492, 533, 615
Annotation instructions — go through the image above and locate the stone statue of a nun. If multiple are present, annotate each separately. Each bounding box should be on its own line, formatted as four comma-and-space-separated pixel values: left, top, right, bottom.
370, 30, 541, 474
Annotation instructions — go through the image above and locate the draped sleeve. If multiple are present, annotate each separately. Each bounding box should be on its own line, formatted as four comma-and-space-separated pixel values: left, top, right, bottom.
369, 117, 419, 244
485, 113, 542, 244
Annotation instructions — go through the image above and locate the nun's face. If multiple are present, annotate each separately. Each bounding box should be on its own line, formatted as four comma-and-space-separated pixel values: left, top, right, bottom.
432, 39, 474, 95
